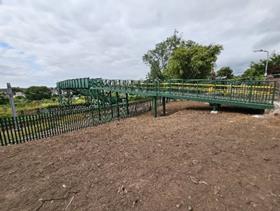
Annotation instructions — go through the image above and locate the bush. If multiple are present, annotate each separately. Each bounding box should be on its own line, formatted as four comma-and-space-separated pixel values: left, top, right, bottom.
25, 86, 52, 101
216, 67, 234, 79
14, 96, 25, 100
0, 92, 9, 105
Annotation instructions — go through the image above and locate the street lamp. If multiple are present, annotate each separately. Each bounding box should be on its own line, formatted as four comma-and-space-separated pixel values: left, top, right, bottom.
254, 49, 269, 77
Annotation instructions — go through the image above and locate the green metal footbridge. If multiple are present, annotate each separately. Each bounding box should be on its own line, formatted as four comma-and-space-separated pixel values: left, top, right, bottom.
57, 78, 276, 117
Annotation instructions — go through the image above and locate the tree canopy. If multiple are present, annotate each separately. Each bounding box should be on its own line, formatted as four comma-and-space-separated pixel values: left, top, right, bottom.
163, 44, 223, 79
216, 66, 234, 79
242, 53, 280, 79
242, 62, 265, 80
268, 53, 280, 75
143, 31, 223, 80
25, 86, 52, 101
12, 87, 24, 93
143, 30, 184, 80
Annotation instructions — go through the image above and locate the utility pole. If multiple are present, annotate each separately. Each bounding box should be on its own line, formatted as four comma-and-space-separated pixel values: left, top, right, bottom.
254, 49, 269, 77
7, 83, 17, 128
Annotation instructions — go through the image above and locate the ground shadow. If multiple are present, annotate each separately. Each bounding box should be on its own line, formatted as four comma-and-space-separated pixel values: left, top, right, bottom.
159, 102, 264, 116
184, 105, 264, 114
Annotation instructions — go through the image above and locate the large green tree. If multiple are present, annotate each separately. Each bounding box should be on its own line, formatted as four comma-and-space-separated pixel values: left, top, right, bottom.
143, 31, 222, 80
25, 86, 51, 101
216, 66, 234, 79
242, 62, 265, 80
163, 44, 223, 79
143, 31, 188, 80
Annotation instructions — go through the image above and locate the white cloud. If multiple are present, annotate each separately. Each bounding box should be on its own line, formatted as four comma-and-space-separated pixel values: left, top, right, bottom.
0, 0, 280, 87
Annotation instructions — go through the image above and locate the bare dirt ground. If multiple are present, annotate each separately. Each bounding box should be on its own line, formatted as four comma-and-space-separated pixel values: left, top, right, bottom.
0, 101, 280, 211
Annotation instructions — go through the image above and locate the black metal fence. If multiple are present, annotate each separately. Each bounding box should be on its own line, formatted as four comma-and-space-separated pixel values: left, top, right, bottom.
0, 99, 153, 146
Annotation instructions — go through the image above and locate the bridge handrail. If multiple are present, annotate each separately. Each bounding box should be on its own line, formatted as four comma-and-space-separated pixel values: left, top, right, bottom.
57, 78, 277, 108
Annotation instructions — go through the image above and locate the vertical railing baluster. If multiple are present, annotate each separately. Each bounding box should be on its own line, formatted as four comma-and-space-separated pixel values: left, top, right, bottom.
21, 116, 27, 142
13, 116, 20, 144
116, 92, 120, 119
3, 118, 12, 145
0, 118, 7, 146
9, 118, 16, 144
38, 114, 44, 139
32, 115, 39, 140
25, 115, 32, 141
42, 113, 49, 138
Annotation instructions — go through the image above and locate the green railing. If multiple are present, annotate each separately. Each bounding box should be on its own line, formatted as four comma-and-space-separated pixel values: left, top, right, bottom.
57, 77, 90, 89
57, 78, 276, 109
104, 79, 276, 109
0, 99, 153, 146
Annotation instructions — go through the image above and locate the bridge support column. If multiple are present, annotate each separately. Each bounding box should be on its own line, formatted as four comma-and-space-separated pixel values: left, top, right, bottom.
152, 96, 158, 117
210, 103, 220, 113
162, 97, 166, 116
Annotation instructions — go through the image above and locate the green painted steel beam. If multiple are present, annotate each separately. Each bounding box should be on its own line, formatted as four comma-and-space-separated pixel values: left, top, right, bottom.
56, 78, 276, 111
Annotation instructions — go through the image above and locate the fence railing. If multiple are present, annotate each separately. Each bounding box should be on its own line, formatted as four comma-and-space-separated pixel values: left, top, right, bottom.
0, 99, 153, 146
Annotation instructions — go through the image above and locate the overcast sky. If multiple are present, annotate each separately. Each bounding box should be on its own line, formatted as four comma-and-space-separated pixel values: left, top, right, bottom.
0, 0, 280, 87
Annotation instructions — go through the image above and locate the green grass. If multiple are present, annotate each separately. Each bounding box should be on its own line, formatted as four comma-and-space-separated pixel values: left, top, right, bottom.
0, 97, 87, 117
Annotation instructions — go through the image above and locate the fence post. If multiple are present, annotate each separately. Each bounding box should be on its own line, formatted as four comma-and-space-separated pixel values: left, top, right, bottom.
7, 83, 18, 130
20, 115, 28, 142
31, 115, 38, 140
125, 93, 129, 116
10, 117, 16, 144
116, 92, 120, 119
0, 121, 3, 146
97, 92, 101, 121
25, 115, 32, 141
3, 118, 12, 144
0, 118, 7, 146
152, 96, 157, 117
12, 117, 19, 144
109, 91, 113, 119
162, 97, 166, 116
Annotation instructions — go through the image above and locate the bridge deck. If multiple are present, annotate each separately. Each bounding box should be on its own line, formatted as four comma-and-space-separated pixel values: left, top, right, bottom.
57, 78, 276, 110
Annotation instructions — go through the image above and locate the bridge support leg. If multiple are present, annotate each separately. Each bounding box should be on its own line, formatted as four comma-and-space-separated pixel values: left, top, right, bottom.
210, 103, 220, 113
162, 97, 166, 116
125, 93, 129, 116
116, 92, 120, 119
152, 96, 157, 117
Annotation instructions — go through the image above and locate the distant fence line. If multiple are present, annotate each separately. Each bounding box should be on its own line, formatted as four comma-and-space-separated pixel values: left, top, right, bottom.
0, 99, 156, 146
